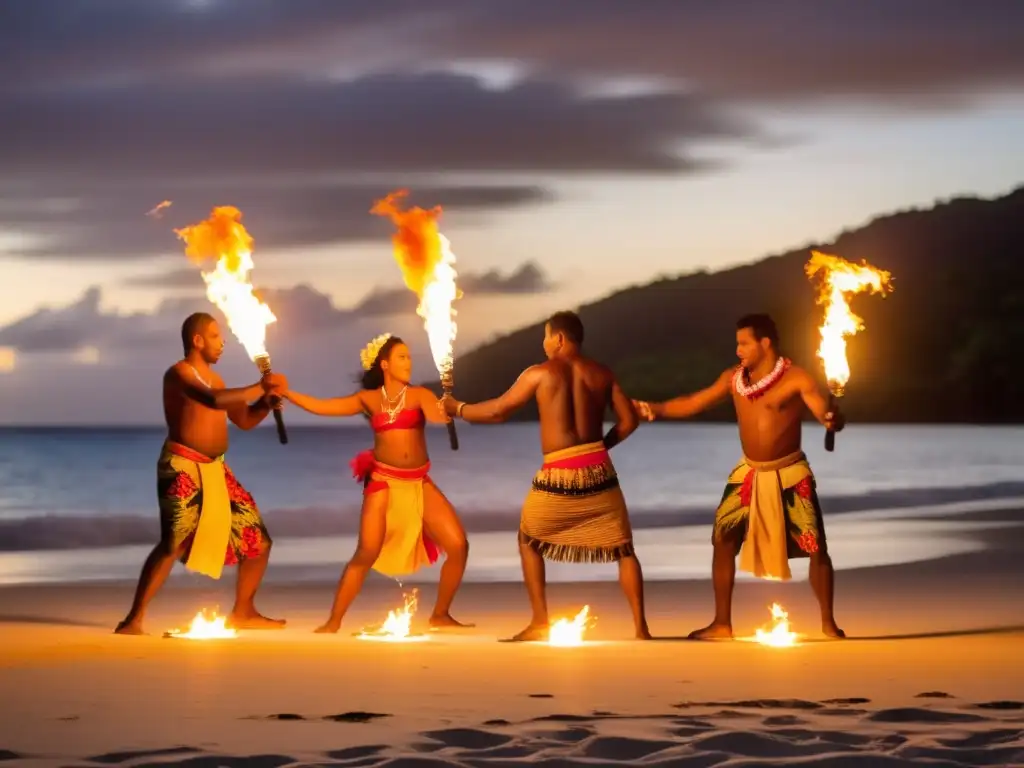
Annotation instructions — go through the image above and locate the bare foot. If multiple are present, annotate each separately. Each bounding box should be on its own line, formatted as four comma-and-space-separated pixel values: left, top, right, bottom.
635, 625, 653, 640
687, 622, 734, 640
227, 612, 287, 630
505, 623, 549, 642
428, 614, 476, 631
822, 621, 846, 639
314, 622, 340, 634
113, 620, 146, 636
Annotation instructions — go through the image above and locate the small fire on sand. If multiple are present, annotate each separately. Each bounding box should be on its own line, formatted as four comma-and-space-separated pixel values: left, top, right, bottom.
804, 251, 894, 394
549, 606, 594, 647
753, 603, 798, 647
356, 589, 429, 643
164, 610, 237, 640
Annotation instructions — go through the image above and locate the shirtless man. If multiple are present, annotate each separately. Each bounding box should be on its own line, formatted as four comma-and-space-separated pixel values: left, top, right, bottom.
114, 312, 287, 635
443, 310, 651, 641
634, 313, 845, 640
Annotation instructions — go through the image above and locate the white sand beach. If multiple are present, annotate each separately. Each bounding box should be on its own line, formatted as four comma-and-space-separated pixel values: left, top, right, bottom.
1, 506, 1022, 767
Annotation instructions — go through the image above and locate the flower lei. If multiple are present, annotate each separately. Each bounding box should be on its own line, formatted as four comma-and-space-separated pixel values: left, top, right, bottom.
733, 357, 791, 400
360, 333, 393, 371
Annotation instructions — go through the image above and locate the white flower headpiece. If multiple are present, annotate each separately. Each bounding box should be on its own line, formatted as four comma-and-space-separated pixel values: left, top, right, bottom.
360, 333, 393, 370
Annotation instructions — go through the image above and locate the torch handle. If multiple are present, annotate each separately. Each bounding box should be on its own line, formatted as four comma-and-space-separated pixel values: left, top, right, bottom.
271, 406, 288, 445
255, 355, 288, 445
442, 385, 459, 451
824, 393, 837, 452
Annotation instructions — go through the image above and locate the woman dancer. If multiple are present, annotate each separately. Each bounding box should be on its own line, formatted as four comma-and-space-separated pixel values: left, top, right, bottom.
284, 333, 472, 633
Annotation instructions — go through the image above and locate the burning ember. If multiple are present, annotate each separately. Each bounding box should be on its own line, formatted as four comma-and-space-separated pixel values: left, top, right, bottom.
804, 251, 894, 394
753, 603, 798, 647
146, 200, 173, 219
164, 610, 237, 640
549, 606, 593, 647
174, 206, 277, 361
370, 190, 459, 383
356, 589, 429, 643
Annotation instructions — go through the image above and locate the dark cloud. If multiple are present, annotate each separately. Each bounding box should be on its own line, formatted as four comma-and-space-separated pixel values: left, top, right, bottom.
351, 261, 553, 318
2, 261, 552, 353
0, 180, 549, 260
0, 72, 748, 180
2, 1, 1022, 105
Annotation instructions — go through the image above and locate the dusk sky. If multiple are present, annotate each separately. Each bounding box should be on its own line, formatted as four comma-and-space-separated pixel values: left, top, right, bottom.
1, 0, 1023, 424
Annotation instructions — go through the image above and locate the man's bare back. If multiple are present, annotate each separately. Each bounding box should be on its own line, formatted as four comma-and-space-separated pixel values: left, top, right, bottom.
164, 362, 231, 458
535, 357, 617, 454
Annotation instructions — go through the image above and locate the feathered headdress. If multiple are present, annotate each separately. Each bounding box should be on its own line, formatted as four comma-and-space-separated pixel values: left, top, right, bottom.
360, 333, 393, 370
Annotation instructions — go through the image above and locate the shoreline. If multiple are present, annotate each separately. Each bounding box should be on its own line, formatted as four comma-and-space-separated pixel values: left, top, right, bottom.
1, 482, 1021, 557
1, 502, 1021, 589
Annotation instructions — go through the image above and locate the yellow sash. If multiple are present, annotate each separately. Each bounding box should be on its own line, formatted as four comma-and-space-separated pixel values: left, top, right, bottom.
372, 470, 432, 578
184, 459, 232, 580
732, 451, 811, 581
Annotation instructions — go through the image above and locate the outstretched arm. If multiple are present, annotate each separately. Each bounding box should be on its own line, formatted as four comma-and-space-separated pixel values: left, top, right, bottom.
603, 379, 639, 450
226, 396, 273, 430
225, 372, 285, 430
167, 364, 265, 410
284, 389, 366, 418
796, 369, 845, 431
413, 387, 452, 425
449, 366, 542, 424
635, 368, 733, 421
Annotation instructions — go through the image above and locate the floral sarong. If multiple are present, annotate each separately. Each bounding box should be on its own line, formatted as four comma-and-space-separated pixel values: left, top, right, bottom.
519, 441, 634, 563
351, 450, 441, 577
713, 450, 826, 581
158, 441, 269, 579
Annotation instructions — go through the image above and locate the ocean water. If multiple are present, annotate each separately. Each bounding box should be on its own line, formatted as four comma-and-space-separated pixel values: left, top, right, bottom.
0, 423, 1021, 586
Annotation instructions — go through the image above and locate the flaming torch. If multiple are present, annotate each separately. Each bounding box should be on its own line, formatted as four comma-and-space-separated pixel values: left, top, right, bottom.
371, 190, 459, 451
175, 207, 287, 444
805, 251, 893, 451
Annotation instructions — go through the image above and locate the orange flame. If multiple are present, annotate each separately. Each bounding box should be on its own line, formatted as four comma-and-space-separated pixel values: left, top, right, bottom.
174, 206, 276, 360
805, 251, 894, 394
753, 603, 798, 647
370, 190, 458, 380
356, 589, 428, 643
549, 605, 594, 646
164, 609, 237, 640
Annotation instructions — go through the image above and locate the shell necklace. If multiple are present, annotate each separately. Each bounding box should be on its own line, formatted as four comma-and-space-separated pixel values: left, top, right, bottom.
380, 385, 408, 423
733, 357, 790, 400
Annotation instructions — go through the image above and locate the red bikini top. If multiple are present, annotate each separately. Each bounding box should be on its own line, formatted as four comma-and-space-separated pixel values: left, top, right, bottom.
370, 408, 424, 433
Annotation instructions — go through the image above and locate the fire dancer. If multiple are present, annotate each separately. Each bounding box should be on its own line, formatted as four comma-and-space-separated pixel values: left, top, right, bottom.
114, 312, 287, 635
443, 311, 652, 642
282, 334, 472, 633
633, 313, 846, 639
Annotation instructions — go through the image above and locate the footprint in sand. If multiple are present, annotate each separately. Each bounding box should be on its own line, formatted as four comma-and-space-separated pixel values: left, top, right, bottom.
323, 744, 388, 760
420, 727, 513, 751
975, 700, 1024, 710
820, 697, 871, 705
323, 711, 392, 723
83, 746, 199, 764
866, 707, 987, 724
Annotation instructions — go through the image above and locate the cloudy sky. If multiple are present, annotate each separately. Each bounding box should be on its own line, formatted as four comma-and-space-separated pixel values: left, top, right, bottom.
1, 0, 1023, 424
